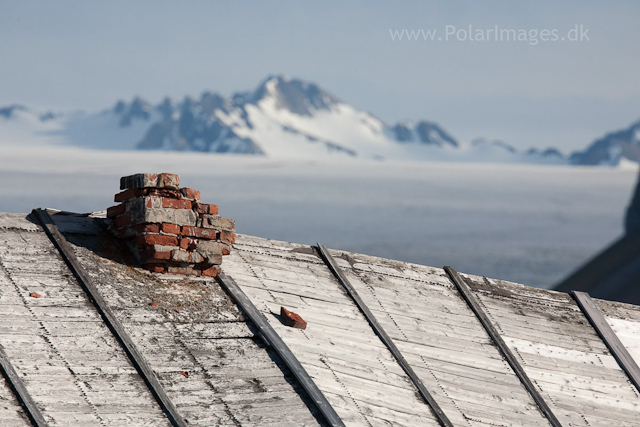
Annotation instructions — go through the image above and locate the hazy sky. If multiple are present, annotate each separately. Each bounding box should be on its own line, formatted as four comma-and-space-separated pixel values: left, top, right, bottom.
2, 1, 640, 151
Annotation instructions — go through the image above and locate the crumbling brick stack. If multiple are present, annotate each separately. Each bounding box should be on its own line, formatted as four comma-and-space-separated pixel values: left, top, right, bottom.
106, 173, 235, 277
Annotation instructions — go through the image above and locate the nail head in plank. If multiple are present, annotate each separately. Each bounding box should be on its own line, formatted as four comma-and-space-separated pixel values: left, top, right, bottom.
31, 208, 188, 427
444, 266, 561, 427
572, 291, 640, 393
216, 272, 345, 427
316, 244, 453, 427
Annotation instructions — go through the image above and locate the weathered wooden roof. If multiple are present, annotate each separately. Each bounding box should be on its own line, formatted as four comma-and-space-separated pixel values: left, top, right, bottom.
1, 211, 640, 426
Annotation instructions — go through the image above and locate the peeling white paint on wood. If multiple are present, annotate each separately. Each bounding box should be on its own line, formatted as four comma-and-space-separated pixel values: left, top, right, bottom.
465, 274, 640, 427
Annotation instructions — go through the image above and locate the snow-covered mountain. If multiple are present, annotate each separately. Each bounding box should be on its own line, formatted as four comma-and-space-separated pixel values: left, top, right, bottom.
0, 76, 571, 163
570, 119, 640, 166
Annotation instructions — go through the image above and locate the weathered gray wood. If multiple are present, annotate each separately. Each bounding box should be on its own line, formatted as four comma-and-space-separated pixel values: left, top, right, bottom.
0, 344, 48, 426
572, 291, 640, 393
317, 244, 453, 427
444, 266, 561, 427
0, 213, 40, 232
466, 276, 640, 426
230, 237, 544, 426
67, 237, 322, 426
31, 209, 187, 427
216, 272, 345, 427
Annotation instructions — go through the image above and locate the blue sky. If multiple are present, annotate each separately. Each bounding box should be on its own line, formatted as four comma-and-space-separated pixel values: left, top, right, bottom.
1, 0, 640, 152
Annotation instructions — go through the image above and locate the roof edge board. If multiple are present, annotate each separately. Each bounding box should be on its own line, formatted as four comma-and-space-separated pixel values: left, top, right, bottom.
444, 266, 561, 427
31, 208, 188, 427
216, 272, 345, 427
572, 291, 640, 393
316, 244, 454, 427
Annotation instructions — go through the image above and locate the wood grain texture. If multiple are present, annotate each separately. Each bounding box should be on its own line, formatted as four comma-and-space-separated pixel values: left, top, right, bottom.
7, 213, 640, 426
0, 224, 171, 426
445, 267, 561, 427
223, 237, 442, 427
217, 272, 344, 427
33, 209, 188, 427
331, 248, 551, 427
0, 343, 49, 426
467, 273, 640, 427
572, 291, 640, 393
63, 217, 324, 427
317, 244, 453, 427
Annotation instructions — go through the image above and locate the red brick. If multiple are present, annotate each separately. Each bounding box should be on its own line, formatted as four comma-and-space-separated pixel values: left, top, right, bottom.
221, 245, 231, 256
115, 214, 132, 229
181, 226, 196, 236
193, 203, 219, 215
280, 307, 307, 329
220, 231, 236, 244
180, 187, 201, 200
136, 234, 178, 247
162, 198, 192, 210
192, 202, 206, 214
142, 263, 166, 273
145, 197, 159, 208
200, 266, 219, 277
106, 204, 126, 218
160, 223, 181, 234
181, 226, 217, 239
179, 237, 198, 250
146, 188, 181, 198
139, 246, 172, 261
199, 228, 217, 239
119, 188, 183, 200
130, 223, 160, 234
114, 189, 138, 202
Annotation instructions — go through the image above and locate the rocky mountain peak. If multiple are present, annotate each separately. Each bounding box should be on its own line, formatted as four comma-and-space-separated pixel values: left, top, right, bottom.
249, 75, 340, 116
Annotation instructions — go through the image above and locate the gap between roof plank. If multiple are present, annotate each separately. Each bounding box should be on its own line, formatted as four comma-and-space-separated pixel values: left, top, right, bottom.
31, 208, 188, 427
444, 266, 561, 427
572, 291, 640, 393
316, 244, 454, 427
215, 272, 346, 427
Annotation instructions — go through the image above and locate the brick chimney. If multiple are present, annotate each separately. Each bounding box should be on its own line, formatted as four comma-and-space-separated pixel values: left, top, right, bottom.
106, 173, 235, 277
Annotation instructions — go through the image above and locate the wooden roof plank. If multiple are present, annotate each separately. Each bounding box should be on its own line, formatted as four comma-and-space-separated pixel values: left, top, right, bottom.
31, 209, 188, 427
444, 266, 561, 427
0, 344, 48, 427
317, 244, 454, 427
216, 272, 345, 427
463, 273, 640, 426
572, 291, 640, 393
323, 248, 553, 426
225, 245, 443, 426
